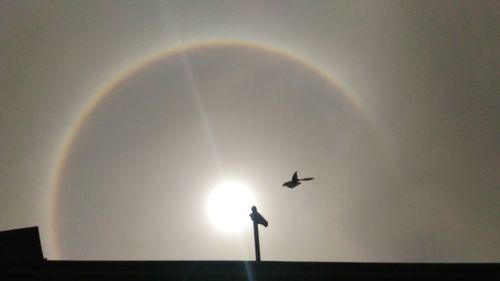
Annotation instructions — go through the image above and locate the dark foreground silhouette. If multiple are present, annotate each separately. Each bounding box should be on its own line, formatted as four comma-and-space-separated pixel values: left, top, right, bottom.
2, 226, 499, 280
283, 171, 314, 188
2, 260, 499, 280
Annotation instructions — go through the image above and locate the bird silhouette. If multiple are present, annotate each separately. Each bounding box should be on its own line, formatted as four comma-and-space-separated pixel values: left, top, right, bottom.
282, 171, 314, 188
250, 206, 268, 227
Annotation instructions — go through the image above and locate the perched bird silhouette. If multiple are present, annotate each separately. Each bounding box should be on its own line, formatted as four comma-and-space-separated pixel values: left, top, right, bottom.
282, 171, 314, 188
250, 206, 268, 227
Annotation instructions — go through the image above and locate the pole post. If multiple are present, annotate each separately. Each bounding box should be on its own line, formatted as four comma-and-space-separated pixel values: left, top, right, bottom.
250, 206, 267, 262
253, 220, 261, 262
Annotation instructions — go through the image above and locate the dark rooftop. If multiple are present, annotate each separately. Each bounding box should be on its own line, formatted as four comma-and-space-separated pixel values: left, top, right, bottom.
2, 260, 499, 281
1, 227, 498, 280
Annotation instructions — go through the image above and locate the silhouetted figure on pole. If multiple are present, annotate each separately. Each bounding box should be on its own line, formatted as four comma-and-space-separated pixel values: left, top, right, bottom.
250, 206, 268, 262
282, 171, 314, 188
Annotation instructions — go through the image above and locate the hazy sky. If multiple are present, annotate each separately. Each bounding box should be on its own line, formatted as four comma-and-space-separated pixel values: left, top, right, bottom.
1, 0, 499, 262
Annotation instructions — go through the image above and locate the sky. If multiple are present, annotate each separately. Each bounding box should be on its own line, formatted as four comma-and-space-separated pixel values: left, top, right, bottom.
1, 0, 499, 262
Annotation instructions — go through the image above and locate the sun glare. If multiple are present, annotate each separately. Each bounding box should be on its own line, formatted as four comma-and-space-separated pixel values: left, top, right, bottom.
207, 181, 256, 233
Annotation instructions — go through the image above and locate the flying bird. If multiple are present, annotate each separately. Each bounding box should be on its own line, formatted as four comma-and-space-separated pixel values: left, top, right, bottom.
282, 171, 314, 188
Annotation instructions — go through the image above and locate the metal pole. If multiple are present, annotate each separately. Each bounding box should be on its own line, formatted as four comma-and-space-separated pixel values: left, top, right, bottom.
250, 206, 267, 262
253, 221, 261, 262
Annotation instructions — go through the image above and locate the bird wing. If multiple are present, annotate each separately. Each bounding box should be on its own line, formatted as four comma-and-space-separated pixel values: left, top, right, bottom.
301, 177, 314, 181
292, 171, 298, 182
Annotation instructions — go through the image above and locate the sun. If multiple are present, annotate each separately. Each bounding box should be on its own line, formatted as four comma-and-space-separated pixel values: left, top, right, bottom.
206, 180, 256, 233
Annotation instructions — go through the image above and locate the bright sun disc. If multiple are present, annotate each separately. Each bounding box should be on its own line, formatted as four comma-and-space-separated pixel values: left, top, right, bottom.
207, 181, 256, 233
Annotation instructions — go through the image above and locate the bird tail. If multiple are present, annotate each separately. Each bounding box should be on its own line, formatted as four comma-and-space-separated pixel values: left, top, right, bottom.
300, 177, 314, 181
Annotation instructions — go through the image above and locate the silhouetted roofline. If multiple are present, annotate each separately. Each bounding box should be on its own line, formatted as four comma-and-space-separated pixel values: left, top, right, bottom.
1, 260, 499, 280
